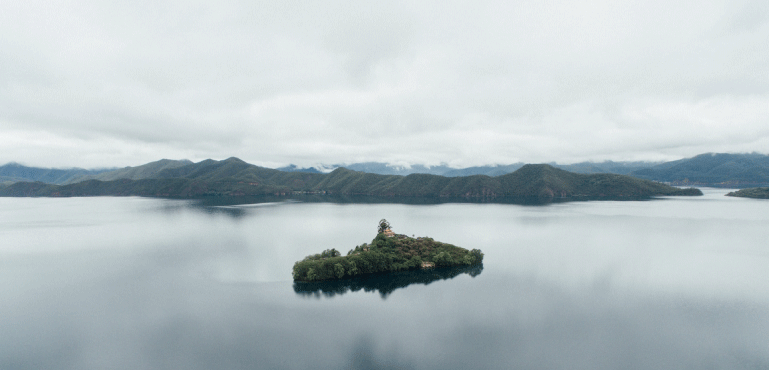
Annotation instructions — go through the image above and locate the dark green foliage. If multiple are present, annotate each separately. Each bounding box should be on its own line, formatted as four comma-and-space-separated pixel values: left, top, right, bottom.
725, 187, 769, 199
385, 173, 450, 196
63, 159, 191, 184
377, 219, 391, 233
433, 251, 454, 267
0, 162, 114, 185
282, 153, 767, 186
0, 181, 57, 196
306, 164, 700, 198
496, 164, 701, 197
554, 161, 660, 175
294, 264, 484, 299
630, 153, 768, 187
0, 157, 703, 199
292, 233, 484, 282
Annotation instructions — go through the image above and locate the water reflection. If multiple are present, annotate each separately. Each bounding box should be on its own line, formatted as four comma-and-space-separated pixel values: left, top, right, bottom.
291, 194, 657, 205
164, 197, 292, 218
293, 264, 483, 299
158, 193, 665, 221
191, 194, 658, 208
347, 335, 415, 370
0, 195, 765, 369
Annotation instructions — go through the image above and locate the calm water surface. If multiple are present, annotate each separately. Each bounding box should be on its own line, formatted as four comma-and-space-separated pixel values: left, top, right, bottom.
0, 189, 767, 369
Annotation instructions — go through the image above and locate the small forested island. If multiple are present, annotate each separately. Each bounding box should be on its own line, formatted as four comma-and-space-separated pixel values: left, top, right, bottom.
725, 187, 769, 199
292, 220, 484, 282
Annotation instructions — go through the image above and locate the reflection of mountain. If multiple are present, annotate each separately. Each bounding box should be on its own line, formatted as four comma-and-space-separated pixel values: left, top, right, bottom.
293, 264, 483, 299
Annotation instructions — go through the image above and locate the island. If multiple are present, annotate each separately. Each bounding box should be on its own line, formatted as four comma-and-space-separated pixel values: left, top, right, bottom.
725, 187, 769, 199
292, 219, 484, 282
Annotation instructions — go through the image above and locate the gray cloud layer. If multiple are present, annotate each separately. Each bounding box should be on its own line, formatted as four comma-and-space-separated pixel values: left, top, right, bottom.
1, 0, 767, 168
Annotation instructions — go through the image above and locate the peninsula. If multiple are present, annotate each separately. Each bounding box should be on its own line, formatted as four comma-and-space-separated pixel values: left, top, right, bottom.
725, 187, 769, 199
292, 220, 484, 282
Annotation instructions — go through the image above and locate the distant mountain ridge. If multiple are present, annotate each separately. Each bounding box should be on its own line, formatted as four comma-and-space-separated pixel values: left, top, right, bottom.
0, 162, 114, 185
1, 152, 763, 202
0, 159, 193, 185
0, 157, 701, 200
64, 159, 193, 184
278, 153, 767, 187
278, 162, 526, 177
628, 153, 768, 187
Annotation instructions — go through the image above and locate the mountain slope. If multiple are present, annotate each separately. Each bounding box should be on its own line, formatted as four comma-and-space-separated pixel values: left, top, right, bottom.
554, 161, 661, 175
0, 158, 702, 200
496, 164, 694, 197
725, 187, 769, 199
64, 159, 193, 184
0, 163, 113, 185
630, 153, 768, 187
276, 153, 766, 186
342, 162, 452, 176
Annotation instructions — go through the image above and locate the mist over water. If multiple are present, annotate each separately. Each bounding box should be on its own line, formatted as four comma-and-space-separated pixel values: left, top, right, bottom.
0, 189, 766, 369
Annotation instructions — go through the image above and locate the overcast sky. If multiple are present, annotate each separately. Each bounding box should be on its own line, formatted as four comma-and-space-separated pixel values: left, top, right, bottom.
1, 0, 767, 169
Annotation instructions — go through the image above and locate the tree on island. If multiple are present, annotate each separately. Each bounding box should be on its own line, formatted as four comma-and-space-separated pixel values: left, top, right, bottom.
377, 219, 391, 234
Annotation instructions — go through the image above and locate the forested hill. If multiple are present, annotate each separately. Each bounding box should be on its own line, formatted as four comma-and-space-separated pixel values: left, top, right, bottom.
278, 153, 767, 187
725, 187, 769, 199
62, 159, 193, 184
629, 153, 768, 187
0, 162, 113, 185
5, 152, 764, 188
0, 157, 701, 200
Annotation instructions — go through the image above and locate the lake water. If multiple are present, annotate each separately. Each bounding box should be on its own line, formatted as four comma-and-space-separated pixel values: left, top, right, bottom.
0, 188, 766, 369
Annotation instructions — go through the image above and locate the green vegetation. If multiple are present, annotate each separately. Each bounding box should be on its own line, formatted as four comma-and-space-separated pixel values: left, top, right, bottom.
377, 219, 391, 233
5, 152, 766, 190
278, 153, 769, 185
630, 153, 768, 187
292, 220, 484, 282
0, 162, 113, 185
294, 264, 483, 299
725, 187, 769, 199
63, 159, 192, 184
0, 157, 703, 200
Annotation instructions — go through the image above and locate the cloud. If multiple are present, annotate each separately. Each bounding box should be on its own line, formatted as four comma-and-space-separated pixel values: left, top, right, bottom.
0, 0, 766, 168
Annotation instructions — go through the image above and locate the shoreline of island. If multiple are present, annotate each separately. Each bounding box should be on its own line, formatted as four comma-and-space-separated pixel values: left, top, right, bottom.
292, 220, 484, 282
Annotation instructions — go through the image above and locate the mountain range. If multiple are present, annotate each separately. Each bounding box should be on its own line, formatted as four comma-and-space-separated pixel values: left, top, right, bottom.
0, 157, 702, 201
0, 162, 114, 185
277, 153, 767, 187
3, 153, 765, 188
627, 153, 768, 187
